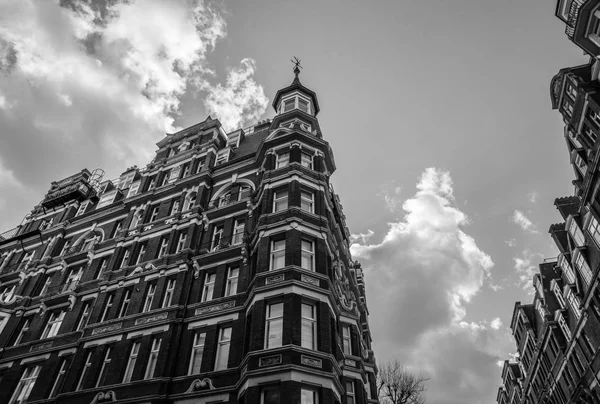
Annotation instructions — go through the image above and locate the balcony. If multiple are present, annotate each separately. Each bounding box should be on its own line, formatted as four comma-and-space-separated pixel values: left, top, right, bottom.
42, 280, 79, 309
0, 225, 41, 247
41, 179, 96, 209
62, 243, 94, 264
565, 0, 586, 38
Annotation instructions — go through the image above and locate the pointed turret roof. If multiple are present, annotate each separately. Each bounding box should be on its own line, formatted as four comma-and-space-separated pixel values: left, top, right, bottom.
272, 64, 320, 116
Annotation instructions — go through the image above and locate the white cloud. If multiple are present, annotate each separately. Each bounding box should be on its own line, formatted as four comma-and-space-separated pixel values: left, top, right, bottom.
505, 238, 516, 247
512, 210, 538, 233
351, 168, 512, 403
514, 250, 542, 291
202, 58, 269, 131
490, 317, 502, 330
528, 192, 538, 203
0, 0, 267, 228
350, 229, 375, 244
378, 182, 403, 212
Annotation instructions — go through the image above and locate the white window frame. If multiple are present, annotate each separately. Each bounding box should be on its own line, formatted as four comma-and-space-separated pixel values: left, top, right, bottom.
13, 318, 30, 346
184, 195, 196, 211
118, 289, 132, 318
100, 294, 114, 322
559, 254, 576, 284
276, 152, 290, 169
573, 250, 593, 286
215, 149, 231, 166
265, 302, 284, 349
232, 219, 245, 245
135, 244, 146, 265
301, 190, 314, 213
301, 302, 317, 350
270, 239, 286, 270
42, 310, 65, 339
211, 226, 224, 251
214, 327, 232, 371
301, 239, 315, 271
123, 341, 141, 383
301, 388, 319, 404
96, 258, 108, 279
201, 273, 215, 302
551, 280, 565, 309
301, 152, 313, 169
158, 238, 169, 258
10, 365, 41, 404
127, 181, 141, 198
143, 283, 156, 313
39, 275, 52, 296
189, 332, 206, 375
77, 302, 92, 331
239, 185, 252, 201
558, 312, 572, 340
567, 216, 586, 247
342, 325, 352, 355
176, 232, 187, 253
144, 338, 162, 380
566, 287, 582, 320
586, 214, 600, 247
76, 352, 92, 391
75, 201, 89, 217
97, 191, 117, 209
346, 380, 355, 404
49, 358, 67, 398
162, 279, 176, 308
95, 346, 112, 388
225, 267, 239, 297
218, 191, 232, 207
273, 190, 288, 212
149, 206, 159, 222
170, 200, 180, 216
0, 283, 16, 303
119, 249, 130, 268
584, 125, 598, 143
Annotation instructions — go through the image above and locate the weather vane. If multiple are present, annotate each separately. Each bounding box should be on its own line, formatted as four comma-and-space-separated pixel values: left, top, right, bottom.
291, 56, 302, 78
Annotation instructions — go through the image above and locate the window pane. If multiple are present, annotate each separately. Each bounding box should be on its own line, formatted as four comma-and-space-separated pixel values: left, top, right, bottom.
264, 388, 281, 404
301, 389, 316, 404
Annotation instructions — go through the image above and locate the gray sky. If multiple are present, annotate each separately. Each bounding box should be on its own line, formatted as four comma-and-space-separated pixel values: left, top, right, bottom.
0, 1, 588, 402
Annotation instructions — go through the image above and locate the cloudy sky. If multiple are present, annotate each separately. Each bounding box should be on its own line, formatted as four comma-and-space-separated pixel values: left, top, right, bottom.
0, 0, 589, 403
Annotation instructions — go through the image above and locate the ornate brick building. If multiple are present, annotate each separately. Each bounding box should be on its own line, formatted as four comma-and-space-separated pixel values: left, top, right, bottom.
497, 2, 600, 403
0, 68, 379, 404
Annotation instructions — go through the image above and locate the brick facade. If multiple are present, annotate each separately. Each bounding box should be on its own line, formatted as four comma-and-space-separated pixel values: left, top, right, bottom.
0, 71, 379, 404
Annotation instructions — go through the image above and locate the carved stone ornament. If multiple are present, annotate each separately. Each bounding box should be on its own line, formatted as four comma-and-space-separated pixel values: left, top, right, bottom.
90, 391, 117, 404
185, 377, 216, 393
266, 274, 285, 285
301, 355, 322, 368
332, 259, 357, 314
259, 355, 282, 367
194, 301, 235, 316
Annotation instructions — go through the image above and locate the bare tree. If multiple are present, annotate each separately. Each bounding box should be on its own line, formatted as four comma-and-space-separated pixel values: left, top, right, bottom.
377, 360, 429, 404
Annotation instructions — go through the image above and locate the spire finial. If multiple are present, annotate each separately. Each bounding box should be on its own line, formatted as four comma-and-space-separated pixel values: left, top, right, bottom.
291, 56, 302, 79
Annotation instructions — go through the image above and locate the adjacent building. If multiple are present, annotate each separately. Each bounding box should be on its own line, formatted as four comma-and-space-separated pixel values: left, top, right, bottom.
0, 67, 379, 404
497, 1, 600, 403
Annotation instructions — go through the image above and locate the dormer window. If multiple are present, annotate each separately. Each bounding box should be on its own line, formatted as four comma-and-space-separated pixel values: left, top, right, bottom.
97, 191, 117, 209
215, 149, 231, 166
279, 94, 312, 116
